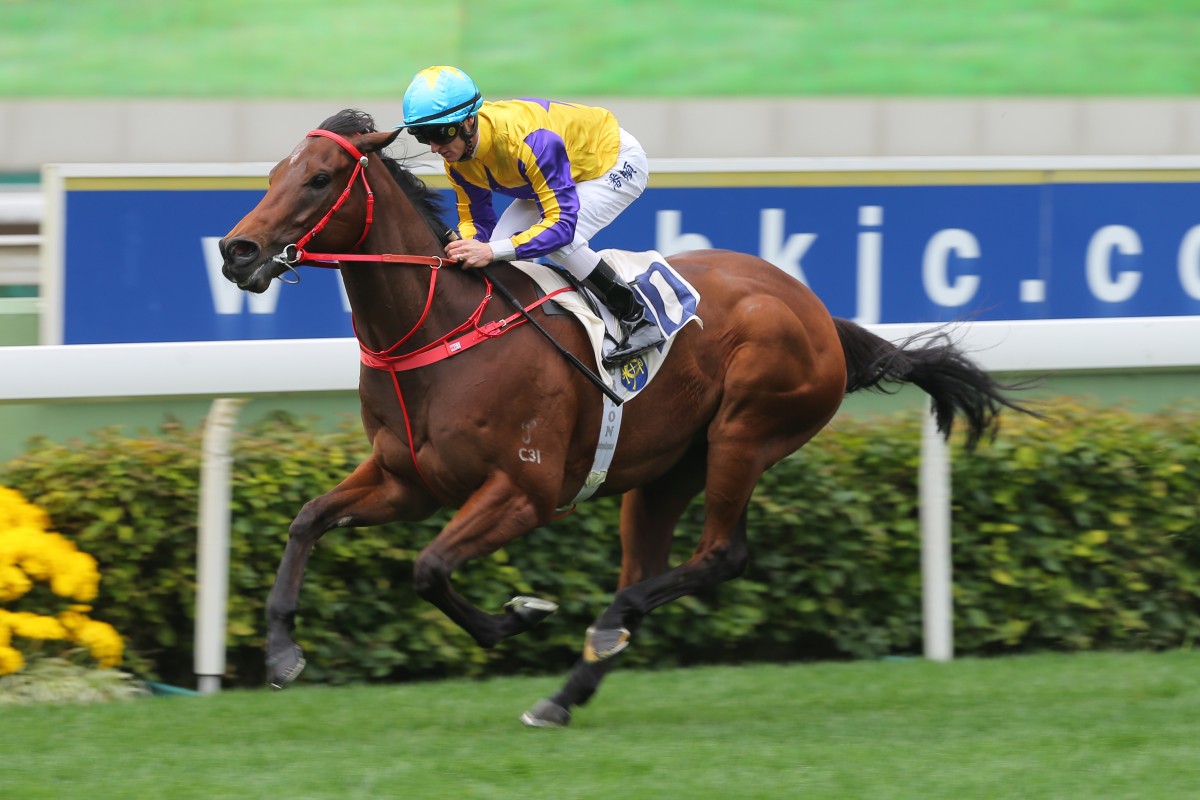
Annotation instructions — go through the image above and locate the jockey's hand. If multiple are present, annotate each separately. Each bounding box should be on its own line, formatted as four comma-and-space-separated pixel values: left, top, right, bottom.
445, 238, 494, 268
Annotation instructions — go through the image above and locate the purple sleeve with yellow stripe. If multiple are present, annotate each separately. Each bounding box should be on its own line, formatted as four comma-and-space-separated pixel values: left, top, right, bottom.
449, 170, 497, 242
509, 129, 579, 259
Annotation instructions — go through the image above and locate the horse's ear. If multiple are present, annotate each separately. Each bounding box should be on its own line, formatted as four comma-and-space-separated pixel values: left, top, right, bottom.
360, 129, 402, 154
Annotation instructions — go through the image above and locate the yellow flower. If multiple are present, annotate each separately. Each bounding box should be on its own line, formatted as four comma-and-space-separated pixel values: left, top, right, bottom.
60, 611, 124, 668
0, 486, 49, 531
0, 563, 33, 603
5, 610, 68, 640
49, 550, 101, 603
0, 523, 101, 603
0, 645, 24, 676
0, 487, 125, 673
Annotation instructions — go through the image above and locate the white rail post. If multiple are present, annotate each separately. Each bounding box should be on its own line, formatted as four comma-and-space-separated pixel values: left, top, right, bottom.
194, 397, 246, 694
920, 407, 953, 661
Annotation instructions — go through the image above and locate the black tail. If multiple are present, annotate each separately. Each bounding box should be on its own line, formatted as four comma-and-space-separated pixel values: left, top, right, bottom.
833, 318, 1041, 450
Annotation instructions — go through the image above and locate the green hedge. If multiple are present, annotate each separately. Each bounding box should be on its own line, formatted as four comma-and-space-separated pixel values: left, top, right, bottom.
2, 401, 1199, 688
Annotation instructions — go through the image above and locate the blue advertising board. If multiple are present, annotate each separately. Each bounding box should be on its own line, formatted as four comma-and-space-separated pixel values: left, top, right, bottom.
46, 162, 1200, 344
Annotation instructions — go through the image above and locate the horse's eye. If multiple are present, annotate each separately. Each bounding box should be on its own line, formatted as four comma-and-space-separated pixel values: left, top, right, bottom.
310, 173, 332, 189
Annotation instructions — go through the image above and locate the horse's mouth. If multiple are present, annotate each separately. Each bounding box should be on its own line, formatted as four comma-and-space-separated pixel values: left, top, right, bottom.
236, 271, 274, 293
224, 262, 278, 293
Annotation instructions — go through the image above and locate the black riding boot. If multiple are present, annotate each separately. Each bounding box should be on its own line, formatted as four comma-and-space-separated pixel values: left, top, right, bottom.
582, 259, 665, 365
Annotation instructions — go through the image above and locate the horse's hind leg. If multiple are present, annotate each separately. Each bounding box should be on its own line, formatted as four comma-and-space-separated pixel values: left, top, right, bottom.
579, 437, 766, 667
266, 455, 436, 689
586, 501, 752, 658
522, 461, 704, 728
525, 500, 749, 726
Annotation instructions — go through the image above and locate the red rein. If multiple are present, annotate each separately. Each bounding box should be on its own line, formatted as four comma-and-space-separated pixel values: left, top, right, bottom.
283, 128, 572, 502
292, 128, 574, 371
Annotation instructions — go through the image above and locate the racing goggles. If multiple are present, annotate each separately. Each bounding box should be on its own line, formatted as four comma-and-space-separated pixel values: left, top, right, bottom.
408, 123, 461, 146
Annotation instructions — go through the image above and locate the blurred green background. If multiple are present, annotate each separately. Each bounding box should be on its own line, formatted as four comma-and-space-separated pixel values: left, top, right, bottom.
2, 0, 1197, 98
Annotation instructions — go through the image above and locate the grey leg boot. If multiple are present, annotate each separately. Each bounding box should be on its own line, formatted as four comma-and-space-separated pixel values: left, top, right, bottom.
582, 259, 666, 366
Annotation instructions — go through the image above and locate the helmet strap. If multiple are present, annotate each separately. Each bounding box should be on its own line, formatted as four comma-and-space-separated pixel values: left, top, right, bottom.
459, 115, 479, 161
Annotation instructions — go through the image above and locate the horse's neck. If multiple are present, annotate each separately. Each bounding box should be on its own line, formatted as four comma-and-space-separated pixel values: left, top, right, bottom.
340, 186, 477, 354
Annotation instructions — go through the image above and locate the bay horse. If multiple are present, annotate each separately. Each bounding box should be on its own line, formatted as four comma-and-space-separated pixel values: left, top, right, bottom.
220, 109, 1032, 727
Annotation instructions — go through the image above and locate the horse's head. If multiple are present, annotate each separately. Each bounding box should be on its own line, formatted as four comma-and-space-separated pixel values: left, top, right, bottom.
220, 118, 401, 293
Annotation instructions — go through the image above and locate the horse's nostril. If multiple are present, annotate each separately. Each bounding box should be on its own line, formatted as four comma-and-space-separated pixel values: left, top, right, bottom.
226, 238, 260, 266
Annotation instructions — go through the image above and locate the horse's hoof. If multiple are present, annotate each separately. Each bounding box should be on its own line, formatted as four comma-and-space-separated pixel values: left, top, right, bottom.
583, 626, 631, 662
520, 698, 571, 728
505, 595, 558, 626
267, 644, 306, 690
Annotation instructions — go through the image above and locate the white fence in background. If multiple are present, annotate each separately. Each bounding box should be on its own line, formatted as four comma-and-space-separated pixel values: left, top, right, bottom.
5, 316, 1198, 401
2, 317, 1199, 688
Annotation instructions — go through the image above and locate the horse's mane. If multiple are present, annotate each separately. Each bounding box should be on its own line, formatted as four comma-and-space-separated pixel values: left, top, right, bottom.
318, 109, 452, 243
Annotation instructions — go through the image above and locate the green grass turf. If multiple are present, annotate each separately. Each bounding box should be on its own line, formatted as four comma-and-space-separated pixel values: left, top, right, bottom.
1, 0, 1197, 98
3, 651, 1200, 798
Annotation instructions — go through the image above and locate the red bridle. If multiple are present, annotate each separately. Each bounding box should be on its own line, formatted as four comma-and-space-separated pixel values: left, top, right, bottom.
273, 127, 573, 505
276, 127, 580, 368
274, 128, 448, 271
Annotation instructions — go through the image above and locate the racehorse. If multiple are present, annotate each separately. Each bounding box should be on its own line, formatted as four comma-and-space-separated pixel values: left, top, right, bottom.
219, 109, 1034, 727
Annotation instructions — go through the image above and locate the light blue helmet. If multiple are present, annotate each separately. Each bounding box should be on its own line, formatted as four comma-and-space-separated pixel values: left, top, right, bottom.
402, 66, 483, 127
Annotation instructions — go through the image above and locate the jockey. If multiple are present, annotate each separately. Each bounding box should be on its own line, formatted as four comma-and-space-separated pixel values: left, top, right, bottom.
400, 65, 664, 366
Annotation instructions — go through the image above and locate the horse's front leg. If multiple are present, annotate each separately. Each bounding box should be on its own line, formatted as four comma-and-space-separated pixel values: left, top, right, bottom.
266, 455, 437, 689
411, 470, 558, 648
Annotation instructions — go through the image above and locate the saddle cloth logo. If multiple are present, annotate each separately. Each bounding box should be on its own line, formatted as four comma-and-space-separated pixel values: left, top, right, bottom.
619, 354, 649, 393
